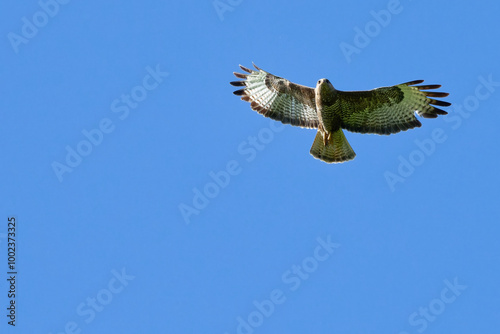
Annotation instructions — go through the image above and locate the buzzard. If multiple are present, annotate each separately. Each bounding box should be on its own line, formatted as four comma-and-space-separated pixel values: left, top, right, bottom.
230, 64, 451, 163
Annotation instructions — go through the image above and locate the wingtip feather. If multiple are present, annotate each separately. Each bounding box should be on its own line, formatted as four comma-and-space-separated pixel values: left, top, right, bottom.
404, 80, 425, 86
416, 84, 442, 90
423, 91, 449, 98
239, 65, 252, 73
230, 81, 246, 87
233, 72, 248, 79
233, 89, 246, 96
252, 62, 263, 71
429, 99, 452, 107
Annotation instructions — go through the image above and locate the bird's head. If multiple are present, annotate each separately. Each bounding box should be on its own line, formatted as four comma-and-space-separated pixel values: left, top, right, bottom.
317, 78, 334, 89
316, 78, 335, 96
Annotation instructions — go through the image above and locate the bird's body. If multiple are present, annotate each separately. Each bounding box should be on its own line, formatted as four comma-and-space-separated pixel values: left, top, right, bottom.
231, 64, 451, 163
316, 79, 340, 134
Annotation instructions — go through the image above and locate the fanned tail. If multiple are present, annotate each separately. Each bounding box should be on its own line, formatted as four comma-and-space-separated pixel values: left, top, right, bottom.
310, 129, 356, 163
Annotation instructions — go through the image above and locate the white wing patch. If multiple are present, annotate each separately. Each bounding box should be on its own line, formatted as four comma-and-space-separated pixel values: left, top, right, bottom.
231, 64, 319, 129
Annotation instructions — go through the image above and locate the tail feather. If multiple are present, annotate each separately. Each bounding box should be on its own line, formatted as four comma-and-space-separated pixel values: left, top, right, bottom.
310, 129, 356, 163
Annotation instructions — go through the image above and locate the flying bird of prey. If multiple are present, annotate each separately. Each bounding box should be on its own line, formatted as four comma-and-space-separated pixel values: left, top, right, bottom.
230, 64, 451, 163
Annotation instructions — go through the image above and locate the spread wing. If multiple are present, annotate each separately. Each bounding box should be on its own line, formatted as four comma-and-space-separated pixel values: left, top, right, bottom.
338, 81, 451, 135
230, 64, 319, 129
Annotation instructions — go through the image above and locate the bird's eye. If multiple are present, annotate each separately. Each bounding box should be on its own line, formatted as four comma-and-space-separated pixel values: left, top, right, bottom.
326, 79, 330, 84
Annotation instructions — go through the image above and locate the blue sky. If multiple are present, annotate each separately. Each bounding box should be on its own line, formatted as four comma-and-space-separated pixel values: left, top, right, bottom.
1, 0, 499, 333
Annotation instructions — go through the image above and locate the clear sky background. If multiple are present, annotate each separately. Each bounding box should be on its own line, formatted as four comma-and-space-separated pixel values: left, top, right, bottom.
1, 0, 499, 333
